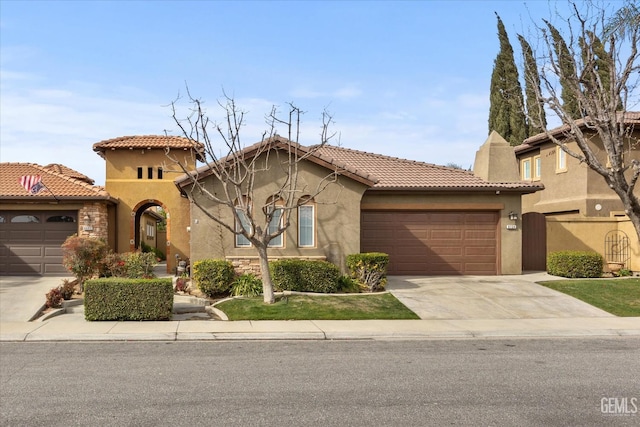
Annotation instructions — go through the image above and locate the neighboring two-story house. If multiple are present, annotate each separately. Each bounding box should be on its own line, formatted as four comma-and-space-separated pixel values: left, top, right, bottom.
515, 113, 640, 272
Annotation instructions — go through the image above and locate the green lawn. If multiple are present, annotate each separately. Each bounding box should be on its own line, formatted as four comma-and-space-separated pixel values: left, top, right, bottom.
539, 278, 640, 317
215, 293, 420, 320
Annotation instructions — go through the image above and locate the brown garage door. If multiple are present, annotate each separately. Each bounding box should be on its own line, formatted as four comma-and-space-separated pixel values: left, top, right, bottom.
361, 211, 498, 275
0, 211, 78, 275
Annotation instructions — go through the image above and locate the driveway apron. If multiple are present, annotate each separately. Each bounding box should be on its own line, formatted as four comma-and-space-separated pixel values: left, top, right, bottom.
386, 273, 615, 320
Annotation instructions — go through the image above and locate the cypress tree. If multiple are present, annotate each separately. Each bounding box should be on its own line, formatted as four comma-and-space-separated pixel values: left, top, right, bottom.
518, 34, 547, 136
488, 14, 527, 146
545, 22, 581, 119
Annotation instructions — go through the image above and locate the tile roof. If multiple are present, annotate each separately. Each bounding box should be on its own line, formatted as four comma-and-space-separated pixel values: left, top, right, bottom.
175, 135, 541, 193
516, 111, 640, 153
92, 135, 205, 160
315, 145, 542, 192
0, 163, 113, 200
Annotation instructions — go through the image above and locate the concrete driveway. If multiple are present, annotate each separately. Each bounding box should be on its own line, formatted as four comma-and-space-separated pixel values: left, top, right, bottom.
0, 276, 71, 322
386, 273, 615, 320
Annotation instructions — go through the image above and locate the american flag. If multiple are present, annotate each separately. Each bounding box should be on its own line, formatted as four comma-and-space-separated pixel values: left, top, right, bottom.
19, 175, 45, 194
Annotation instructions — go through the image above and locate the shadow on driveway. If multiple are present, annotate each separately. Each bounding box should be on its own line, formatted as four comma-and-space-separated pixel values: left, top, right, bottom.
0, 276, 72, 322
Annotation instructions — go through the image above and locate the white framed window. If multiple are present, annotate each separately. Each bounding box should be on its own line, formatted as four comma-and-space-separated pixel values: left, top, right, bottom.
533, 155, 541, 180
521, 158, 532, 180
557, 148, 567, 172
267, 206, 284, 248
235, 208, 252, 247
298, 204, 315, 247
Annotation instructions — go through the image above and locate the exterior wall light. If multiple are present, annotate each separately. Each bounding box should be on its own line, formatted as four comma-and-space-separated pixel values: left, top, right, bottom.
509, 211, 519, 221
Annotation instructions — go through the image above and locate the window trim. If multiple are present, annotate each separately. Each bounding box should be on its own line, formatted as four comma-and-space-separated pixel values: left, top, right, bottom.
533, 155, 541, 181
298, 203, 315, 248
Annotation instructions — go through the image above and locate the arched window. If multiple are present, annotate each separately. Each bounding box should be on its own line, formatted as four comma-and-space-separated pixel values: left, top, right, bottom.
298, 196, 315, 248
11, 215, 39, 223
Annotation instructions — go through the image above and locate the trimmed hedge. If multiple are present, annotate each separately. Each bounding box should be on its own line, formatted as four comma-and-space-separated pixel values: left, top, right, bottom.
192, 259, 235, 297
346, 252, 389, 292
84, 278, 173, 321
270, 259, 340, 293
547, 251, 603, 278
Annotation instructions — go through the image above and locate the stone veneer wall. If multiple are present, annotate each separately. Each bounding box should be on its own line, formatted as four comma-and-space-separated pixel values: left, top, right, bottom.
226, 255, 328, 276
78, 202, 109, 240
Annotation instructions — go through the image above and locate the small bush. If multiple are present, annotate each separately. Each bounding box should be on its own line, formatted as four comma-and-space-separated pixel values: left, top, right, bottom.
122, 252, 157, 278
175, 277, 190, 293
547, 251, 603, 278
84, 278, 173, 321
100, 251, 128, 278
270, 259, 340, 293
45, 287, 63, 308
231, 273, 263, 297
192, 259, 235, 297
59, 279, 76, 300
61, 235, 109, 289
619, 268, 632, 277
337, 275, 361, 293
346, 252, 389, 292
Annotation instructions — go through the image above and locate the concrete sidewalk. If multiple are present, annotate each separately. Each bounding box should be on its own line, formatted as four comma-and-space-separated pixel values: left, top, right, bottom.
2, 270, 640, 342
2, 317, 640, 341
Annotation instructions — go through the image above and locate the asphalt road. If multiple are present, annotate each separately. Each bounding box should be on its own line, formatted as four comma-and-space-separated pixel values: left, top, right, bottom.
1, 338, 639, 426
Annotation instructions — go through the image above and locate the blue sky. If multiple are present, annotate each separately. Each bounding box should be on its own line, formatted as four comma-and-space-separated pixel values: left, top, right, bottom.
1, 0, 574, 186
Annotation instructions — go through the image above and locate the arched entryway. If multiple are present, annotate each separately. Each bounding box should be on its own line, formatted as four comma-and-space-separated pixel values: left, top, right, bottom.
130, 199, 171, 273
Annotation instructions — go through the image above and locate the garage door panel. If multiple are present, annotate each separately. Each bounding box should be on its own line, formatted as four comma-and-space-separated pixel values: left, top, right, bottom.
7, 263, 42, 274
361, 210, 498, 275
431, 230, 462, 240
9, 230, 44, 241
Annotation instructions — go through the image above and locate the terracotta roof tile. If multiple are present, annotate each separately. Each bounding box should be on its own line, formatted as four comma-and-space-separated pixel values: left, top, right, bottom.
516, 111, 640, 153
42, 163, 94, 184
92, 135, 205, 160
315, 145, 541, 192
0, 163, 113, 200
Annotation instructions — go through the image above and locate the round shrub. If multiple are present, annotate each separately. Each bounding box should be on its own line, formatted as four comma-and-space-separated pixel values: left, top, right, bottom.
192, 259, 235, 297
346, 252, 389, 292
547, 250, 603, 278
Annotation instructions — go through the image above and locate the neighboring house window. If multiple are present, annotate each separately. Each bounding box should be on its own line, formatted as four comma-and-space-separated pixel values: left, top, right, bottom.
146, 222, 155, 238
298, 202, 315, 247
521, 158, 532, 180
557, 148, 567, 172
158, 167, 163, 179
235, 208, 252, 247
533, 156, 541, 180
267, 206, 284, 248
137, 167, 143, 179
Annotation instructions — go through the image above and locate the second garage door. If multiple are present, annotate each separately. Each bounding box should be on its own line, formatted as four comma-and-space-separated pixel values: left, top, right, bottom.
361, 211, 498, 275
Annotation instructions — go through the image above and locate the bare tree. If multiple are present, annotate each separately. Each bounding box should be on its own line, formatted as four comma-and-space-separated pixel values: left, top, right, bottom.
525, 1, 640, 240
166, 91, 339, 303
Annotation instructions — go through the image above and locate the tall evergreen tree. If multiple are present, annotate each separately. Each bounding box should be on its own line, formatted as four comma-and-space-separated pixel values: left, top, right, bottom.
545, 21, 581, 119
518, 34, 547, 136
488, 14, 526, 146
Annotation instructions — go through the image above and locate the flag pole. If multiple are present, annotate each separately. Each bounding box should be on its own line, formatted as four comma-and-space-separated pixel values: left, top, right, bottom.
40, 181, 60, 202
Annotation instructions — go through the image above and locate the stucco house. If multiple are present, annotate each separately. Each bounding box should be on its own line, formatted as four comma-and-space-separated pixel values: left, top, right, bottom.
515, 112, 640, 272
2, 131, 542, 277
0, 163, 117, 275
176, 132, 542, 276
